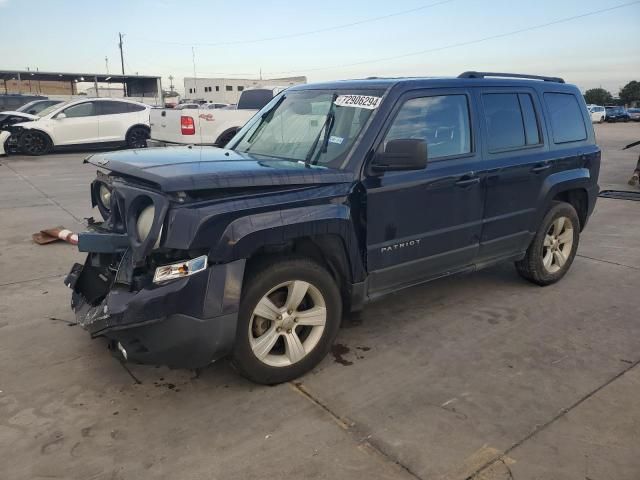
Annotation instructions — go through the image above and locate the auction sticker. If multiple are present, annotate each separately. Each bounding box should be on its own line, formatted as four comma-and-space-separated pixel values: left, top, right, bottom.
334, 95, 381, 110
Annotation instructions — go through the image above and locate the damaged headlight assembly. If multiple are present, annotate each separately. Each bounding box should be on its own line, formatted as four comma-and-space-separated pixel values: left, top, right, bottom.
153, 255, 208, 284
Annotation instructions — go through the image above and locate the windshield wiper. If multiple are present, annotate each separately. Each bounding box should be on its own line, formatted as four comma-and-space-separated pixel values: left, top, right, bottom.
243, 95, 286, 152
305, 93, 338, 167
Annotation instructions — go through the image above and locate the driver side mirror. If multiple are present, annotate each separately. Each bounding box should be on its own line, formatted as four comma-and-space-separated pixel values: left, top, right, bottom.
371, 139, 428, 172
56, 113, 67, 120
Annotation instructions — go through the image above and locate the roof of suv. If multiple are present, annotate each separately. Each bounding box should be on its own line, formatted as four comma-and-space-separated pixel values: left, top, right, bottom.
288, 72, 575, 92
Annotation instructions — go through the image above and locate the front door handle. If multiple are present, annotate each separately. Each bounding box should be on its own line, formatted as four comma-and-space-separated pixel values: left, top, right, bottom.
531, 163, 552, 173
455, 176, 480, 187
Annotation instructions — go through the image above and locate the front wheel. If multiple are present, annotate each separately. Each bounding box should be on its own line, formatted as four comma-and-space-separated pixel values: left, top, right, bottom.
232, 258, 342, 384
516, 202, 580, 286
19, 130, 51, 156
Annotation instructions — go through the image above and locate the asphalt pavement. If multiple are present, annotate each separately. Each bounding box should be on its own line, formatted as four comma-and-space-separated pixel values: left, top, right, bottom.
0, 122, 639, 480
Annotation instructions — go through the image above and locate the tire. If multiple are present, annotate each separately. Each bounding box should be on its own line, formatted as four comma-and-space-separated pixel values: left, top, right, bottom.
231, 257, 342, 385
19, 130, 51, 156
215, 129, 237, 148
599, 116, 604, 124
515, 201, 580, 286
126, 126, 149, 149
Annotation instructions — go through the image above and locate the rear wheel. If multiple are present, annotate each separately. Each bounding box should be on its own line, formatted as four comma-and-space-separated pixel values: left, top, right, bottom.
216, 129, 238, 148
232, 258, 342, 384
19, 130, 51, 156
516, 202, 580, 286
126, 126, 149, 149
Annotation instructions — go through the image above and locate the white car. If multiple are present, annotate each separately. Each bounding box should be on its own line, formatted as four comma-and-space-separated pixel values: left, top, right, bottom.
11, 98, 151, 156
588, 105, 606, 123
0, 130, 10, 156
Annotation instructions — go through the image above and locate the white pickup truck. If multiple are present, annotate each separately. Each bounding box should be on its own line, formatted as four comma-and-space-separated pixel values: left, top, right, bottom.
148, 88, 283, 148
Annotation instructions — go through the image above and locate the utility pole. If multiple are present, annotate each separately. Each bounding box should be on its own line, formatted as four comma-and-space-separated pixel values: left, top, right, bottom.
192, 47, 197, 95
105, 56, 109, 74
118, 32, 127, 96
168, 75, 175, 93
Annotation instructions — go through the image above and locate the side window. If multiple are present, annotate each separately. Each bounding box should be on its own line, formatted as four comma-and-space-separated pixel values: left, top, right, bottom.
482, 93, 541, 151
237, 86, 244, 91
544, 93, 587, 144
384, 95, 471, 159
63, 102, 95, 118
98, 101, 130, 115
127, 103, 147, 112
225, 85, 233, 92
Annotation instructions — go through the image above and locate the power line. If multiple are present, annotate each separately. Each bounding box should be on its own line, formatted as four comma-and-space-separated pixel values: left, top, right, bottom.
128, 0, 454, 47
262, 0, 640, 75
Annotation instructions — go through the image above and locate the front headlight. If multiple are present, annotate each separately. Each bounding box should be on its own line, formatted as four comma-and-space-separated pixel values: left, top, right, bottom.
153, 255, 208, 284
136, 204, 162, 248
98, 183, 111, 211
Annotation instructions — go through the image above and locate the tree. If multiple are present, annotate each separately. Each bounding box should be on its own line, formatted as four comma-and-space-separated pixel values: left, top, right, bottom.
584, 88, 613, 105
619, 81, 640, 106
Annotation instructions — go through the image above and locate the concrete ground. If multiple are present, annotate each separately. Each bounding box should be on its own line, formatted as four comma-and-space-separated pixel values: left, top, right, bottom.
0, 123, 639, 480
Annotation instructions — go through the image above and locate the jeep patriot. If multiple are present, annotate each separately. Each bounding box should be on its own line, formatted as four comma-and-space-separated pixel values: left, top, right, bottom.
66, 72, 601, 384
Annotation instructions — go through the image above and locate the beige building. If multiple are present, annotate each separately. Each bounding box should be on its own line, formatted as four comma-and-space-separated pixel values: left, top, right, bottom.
2, 78, 76, 95
183, 76, 306, 104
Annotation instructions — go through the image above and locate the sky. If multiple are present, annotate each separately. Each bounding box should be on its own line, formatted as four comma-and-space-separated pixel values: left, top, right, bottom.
0, 0, 639, 95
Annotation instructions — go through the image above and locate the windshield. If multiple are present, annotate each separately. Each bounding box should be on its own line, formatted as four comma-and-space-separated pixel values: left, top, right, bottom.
17, 100, 59, 114
37, 101, 70, 117
230, 89, 384, 169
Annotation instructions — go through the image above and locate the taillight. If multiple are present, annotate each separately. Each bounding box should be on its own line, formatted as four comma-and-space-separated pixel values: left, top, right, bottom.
181, 116, 195, 135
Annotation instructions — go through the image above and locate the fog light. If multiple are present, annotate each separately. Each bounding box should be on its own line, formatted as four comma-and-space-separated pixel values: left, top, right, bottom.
153, 255, 208, 284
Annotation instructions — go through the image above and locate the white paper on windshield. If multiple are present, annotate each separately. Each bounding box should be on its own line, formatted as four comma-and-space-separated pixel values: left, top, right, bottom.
334, 95, 382, 110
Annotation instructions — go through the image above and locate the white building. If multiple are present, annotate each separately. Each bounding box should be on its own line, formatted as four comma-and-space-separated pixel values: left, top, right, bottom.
183, 76, 306, 104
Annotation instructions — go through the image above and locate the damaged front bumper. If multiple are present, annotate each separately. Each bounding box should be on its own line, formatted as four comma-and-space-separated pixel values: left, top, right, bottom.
65, 247, 245, 369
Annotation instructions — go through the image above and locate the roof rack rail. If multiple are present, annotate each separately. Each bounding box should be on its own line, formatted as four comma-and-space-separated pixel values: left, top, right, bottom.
458, 71, 565, 83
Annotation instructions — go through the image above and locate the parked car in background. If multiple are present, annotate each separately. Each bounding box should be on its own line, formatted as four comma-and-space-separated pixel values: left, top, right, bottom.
627, 108, 640, 121
68, 72, 600, 384
0, 94, 48, 111
0, 130, 10, 156
15, 99, 64, 115
202, 103, 230, 109
174, 103, 201, 110
148, 87, 285, 147
604, 106, 630, 122
588, 105, 606, 123
9, 98, 151, 155
0, 99, 64, 129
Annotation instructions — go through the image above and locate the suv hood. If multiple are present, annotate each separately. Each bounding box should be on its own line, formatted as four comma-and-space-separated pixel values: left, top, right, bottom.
86, 146, 355, 192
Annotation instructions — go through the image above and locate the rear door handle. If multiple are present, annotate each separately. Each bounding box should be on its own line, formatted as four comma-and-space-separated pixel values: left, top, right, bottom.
455, 176, 480, 187
531, 164, 552, 173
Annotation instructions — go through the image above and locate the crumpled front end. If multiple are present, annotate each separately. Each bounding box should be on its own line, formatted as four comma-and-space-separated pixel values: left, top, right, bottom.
65, 174, 244, 368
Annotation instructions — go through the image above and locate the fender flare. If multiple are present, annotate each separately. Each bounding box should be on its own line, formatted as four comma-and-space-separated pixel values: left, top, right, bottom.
534, 168, 593, 230
211, 204, 365, 282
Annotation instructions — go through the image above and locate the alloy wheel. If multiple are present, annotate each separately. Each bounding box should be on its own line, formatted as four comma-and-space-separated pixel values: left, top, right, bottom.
21, 132, 47, 155
542, 216, 574, 273
248, 280, 327, 367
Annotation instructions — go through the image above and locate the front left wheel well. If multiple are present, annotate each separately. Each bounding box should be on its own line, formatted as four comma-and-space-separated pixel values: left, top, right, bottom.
245, 235, 354, 310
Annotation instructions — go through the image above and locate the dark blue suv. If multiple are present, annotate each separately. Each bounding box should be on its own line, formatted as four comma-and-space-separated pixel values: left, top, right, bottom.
66, 72, 600, 384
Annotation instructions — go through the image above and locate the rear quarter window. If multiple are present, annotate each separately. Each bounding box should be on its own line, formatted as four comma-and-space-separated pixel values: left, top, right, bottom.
544, 93, 587, 144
